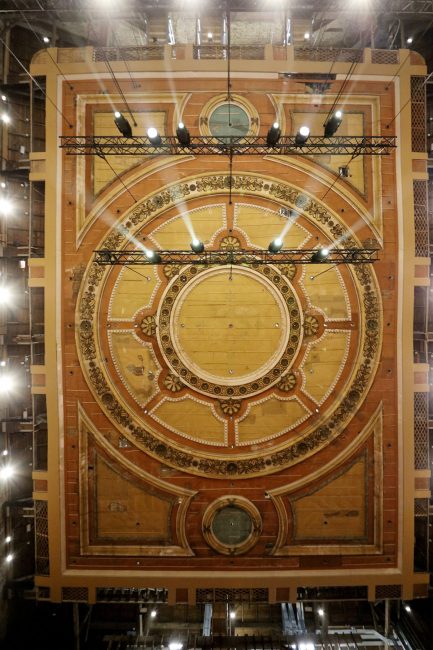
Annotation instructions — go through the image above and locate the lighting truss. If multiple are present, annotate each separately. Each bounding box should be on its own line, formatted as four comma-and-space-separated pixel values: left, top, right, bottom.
94, 248, 379, 266
60, 135, 396, 157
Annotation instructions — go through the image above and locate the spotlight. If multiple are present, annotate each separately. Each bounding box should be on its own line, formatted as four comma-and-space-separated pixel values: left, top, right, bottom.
5, 535, 11, 543
114, 111, 132, 137
339, 166, 349, 177
324, 110, 343, 137
1, 113, 10, 125
0, 198, 11, 216
0, 287, 11, 304
176, 122, 191, 146
168, 643, 183, 650
0, 375, 13, 393
43, 36, 50, 44
0, 95, 6, 102
405, 604, 411, 612
5, 553, 13, 563
304, 32, 310, 40
317, 608, 324, 616
268, 237, 283, 253
266, 121, 281, 146
406, 36, 413, 44
147, 127, 162, 146
311, 247, 330, 263
207, 32, 213, 41
190, 238, 204, 253
0, 465, 14, 480
145, 249, 161, 263
295, 125, 310, 146
229, 611, 236, 620
150, 610, 157, 618
2, 448, 8, 454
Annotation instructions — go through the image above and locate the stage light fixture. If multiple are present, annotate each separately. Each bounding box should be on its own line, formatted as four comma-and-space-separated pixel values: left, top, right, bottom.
268, 237, 283, 253
324, 110, 343, 137
190, 238, 204, 253
176, 122, 191, 146
318, 608, 324, 616
295, 125, 310, 146
5, 535, 11, 543
266, 121, 281, 146
0, 198, 11, 216
150, 610, 157, 618
311, 247, 330, 263
0, 287, 11, 304
145, 249, 161, 263
147, 127, 162, 146
339, 165, 349, 177
1, 95, 6, 102
168, 643, 183, 650
406, 36, 413, 44
5, 553, 13, 563
229, 611, 236, 620
43, 36, 50, 44
114, 111, 132, 137
1, 113, 10, 125
0, 465, 14, 480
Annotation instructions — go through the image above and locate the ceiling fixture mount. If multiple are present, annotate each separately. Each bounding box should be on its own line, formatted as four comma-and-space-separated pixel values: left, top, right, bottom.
295, 125, 310, 146
176, 122, 191, 146
114, 111, 132, 137
324, 110, 343, 137
266, 122, 281, 146
147, 127, 162, 146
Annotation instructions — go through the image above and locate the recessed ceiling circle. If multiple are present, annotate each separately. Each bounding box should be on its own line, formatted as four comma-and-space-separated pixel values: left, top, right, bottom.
202, 496, 262, 555
157, 264, 301, 398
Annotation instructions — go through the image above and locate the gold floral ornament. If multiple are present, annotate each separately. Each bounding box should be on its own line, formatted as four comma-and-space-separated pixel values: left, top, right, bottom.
220, 236, 241, 251
280, 264, 296, 280
163, 263, 180, 279
164, 373, 183, 392
278, 372, 296, 392
219, 399, 242, 416
303, 314, 319, 337
140, 315, 157, 336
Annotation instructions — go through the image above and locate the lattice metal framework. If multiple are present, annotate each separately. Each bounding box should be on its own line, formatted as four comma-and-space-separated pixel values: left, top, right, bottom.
414, 392, 429, 470
411, 76, 427, 154
35, 500, 49, 576
375, 584, 402, 599
62, 586, 89, 602
60, 135, 396, 157
414, 179, 429, 257
94, 247, 379, 266
196, 588, 269, 604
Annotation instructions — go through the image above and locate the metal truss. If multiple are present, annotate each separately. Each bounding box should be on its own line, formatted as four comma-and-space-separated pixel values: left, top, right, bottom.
60, 135, 396, 157
94, 248, 379, 266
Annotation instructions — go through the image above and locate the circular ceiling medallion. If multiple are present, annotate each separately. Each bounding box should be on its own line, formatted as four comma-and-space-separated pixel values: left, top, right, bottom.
209, 103, 250, 139
157, 265, 300, 397
202, 496, 262, 555
76, 173, 382, 478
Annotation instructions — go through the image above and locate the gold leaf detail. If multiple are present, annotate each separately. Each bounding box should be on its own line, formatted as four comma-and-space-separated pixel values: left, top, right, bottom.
220, 236, 241, 251
140, 315, 157, 336
278, 372, 296, 392
303, 314, 319, 337
164, 373, 183, 392
219, 399, 242, 415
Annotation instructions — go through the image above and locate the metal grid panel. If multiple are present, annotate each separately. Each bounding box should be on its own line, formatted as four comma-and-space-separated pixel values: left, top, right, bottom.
62, 587, 89, 602
371, 49, 399, 64
375, 584, 402, 599
414, 392, 429, 469
96, 587, 168, 602
415, 498, 429, 516
93, 46, 165, 61
34, 500, 49, 576
414, 180, 429, 257
294, 47, 363, 62
193, 45, 265, 60
411, 76, 426, 153
196, 588, 268, 603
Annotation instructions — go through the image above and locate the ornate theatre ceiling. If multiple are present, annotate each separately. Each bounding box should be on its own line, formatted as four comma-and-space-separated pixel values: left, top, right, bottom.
58, 76, 397, 571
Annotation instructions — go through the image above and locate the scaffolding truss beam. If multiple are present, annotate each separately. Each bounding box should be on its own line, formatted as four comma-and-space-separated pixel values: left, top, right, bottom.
94, 248, 379, 266
60, 135, 396, 157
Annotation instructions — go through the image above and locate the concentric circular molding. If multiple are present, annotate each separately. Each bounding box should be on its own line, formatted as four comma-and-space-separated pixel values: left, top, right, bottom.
202, 496, 262, 555
76, 172, 382, 478
157, 264, 301, 398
